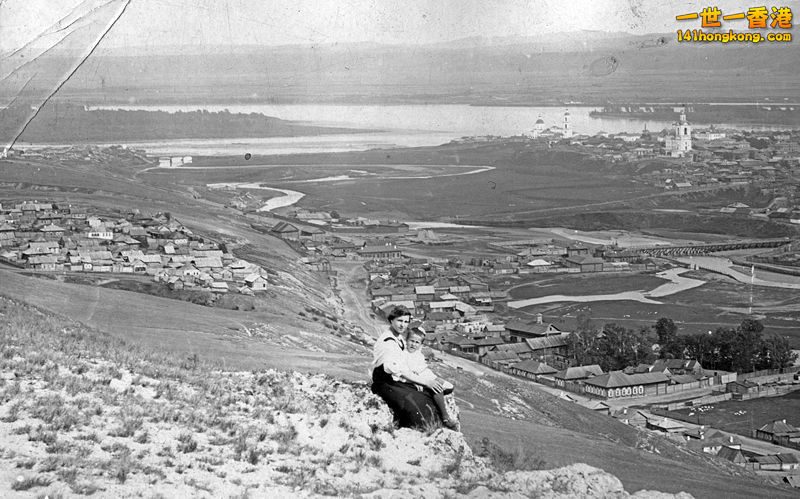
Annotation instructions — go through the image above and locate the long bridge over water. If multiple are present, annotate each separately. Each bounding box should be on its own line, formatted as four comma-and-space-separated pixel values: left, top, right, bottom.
634, 238, 793, 256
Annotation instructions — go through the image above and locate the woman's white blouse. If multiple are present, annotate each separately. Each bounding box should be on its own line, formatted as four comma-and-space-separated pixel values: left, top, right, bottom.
372, 330, 410, 379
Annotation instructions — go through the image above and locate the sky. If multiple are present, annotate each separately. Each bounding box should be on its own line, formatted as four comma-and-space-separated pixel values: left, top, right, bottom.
1, 0, 798, 53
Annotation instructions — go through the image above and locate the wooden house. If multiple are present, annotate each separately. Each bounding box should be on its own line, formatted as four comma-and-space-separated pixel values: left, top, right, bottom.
505, 317, 562, 342
583, 371, 670, 399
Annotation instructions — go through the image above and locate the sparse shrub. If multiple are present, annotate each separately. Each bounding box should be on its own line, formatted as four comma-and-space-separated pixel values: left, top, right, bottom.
75, 431, 100, 443
246, 447, 259, 465
208, 432, 230, 446
368, 434, 385, 451
39, 455, 66, 472
45, 439, 72, 455
353, 449, 368, 466
273, 425, 298, 446
1, 400, 23, 422
70, 481, 101, 495
134, 430, 149, 444
109, 415, 144, 438
113, 451, 132, 484
16, 459, 36, 469
177, 432, 198, 453
11, 474, 52, 491
141, 465, 167, 480
57, 466, 78, 484
28, 426, 57, 445
0, 380, 21, 401
476, 437, 547, 472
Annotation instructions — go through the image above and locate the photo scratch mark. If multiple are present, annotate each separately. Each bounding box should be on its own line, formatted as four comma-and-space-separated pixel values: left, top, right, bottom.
588, 55, 619, 77
1, 0, 131, 157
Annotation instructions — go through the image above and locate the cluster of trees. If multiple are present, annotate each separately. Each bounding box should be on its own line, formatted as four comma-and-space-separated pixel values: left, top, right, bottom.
655, 318, 795, 373
567, 323, 656, 372
566, 316, 796, 374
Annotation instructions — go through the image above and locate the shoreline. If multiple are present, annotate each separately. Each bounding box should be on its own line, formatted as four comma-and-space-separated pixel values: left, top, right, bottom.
507, 268, 705, 309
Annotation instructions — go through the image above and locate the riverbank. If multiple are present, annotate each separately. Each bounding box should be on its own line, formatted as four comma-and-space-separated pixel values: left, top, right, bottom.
2, 103, 368, 144
678, 256, 800, 289
507, 268, 705, 309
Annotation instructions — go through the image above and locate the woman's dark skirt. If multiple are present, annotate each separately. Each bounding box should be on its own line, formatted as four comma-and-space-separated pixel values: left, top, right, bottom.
371, 366, 441, 429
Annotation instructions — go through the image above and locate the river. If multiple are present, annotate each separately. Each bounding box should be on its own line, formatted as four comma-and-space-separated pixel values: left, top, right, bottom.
86, 104, 677, 156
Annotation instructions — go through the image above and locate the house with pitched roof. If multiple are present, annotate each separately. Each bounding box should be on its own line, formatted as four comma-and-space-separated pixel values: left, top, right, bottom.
481, 350, 521, 368
357, 245, 402, 260
583, 371, 670, 399
554, 364, 604, 388
755, 420, 800, 446
685, 428, 742, 454
271, 222, 300, 241
651, 358, 703, 375
716, 446, 748, 466
523, 333, 571, 362
244, 274, 269, 291
645, 417, 687, 434
505, 316, 563, 342
508, 360, 558, 381
490, 341, 533, 359
564, 255, 604, 272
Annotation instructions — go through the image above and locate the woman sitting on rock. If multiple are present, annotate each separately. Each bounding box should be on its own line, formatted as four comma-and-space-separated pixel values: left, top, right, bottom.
370, 305, 445, 429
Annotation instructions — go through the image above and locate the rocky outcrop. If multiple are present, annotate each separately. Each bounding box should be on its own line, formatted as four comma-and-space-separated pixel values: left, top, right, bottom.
0, 297, 693, 498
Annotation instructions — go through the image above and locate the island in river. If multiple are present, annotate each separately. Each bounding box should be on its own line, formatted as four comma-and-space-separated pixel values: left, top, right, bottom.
0, 103, 368, 144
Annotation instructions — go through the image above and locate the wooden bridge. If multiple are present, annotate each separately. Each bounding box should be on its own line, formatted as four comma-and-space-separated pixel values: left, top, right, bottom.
635, 238, 793, 256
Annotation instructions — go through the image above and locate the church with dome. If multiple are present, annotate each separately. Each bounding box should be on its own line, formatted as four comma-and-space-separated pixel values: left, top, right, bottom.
529, 109, 572, 139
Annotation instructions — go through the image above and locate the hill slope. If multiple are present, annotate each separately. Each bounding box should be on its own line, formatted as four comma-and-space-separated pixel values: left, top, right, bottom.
0, 296, 696, 498
0, 295, 796, 497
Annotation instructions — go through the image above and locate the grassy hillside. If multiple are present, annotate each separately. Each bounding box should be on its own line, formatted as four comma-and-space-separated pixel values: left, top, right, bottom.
0, 295, 706, 498
0, 291, 795, 497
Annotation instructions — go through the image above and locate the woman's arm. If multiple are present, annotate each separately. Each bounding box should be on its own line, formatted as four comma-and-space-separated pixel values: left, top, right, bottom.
382, 343, 444, 393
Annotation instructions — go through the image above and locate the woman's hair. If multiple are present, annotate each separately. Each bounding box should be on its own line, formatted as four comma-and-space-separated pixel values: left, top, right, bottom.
386, 305, 412, 322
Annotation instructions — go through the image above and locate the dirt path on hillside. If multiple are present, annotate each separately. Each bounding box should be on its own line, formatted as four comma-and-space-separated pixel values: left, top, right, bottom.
330, 262, 384, 339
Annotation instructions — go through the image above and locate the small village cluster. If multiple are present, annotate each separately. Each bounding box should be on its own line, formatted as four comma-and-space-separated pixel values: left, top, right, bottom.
0, 201, 272, 295
453, 110, 800, 218
663, 420, 799, 472
270, 218, 663, 274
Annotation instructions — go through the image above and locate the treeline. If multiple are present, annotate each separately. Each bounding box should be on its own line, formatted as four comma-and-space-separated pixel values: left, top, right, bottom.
0, 103, 360, 143
567, 317, 797, 374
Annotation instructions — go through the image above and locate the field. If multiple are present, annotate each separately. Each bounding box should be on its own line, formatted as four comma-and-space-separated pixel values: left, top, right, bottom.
660, 390, 800, 437
508, 273, 667, 300
141, 144, 659, 222
513, 269, 800, 347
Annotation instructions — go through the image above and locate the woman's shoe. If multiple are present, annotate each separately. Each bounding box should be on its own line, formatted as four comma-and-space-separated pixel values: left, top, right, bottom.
443, 418, 460, 431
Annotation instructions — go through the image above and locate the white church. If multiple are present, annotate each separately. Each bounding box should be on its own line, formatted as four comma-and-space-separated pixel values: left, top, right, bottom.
664, 108, 693, 157
530, 109, 573, 139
